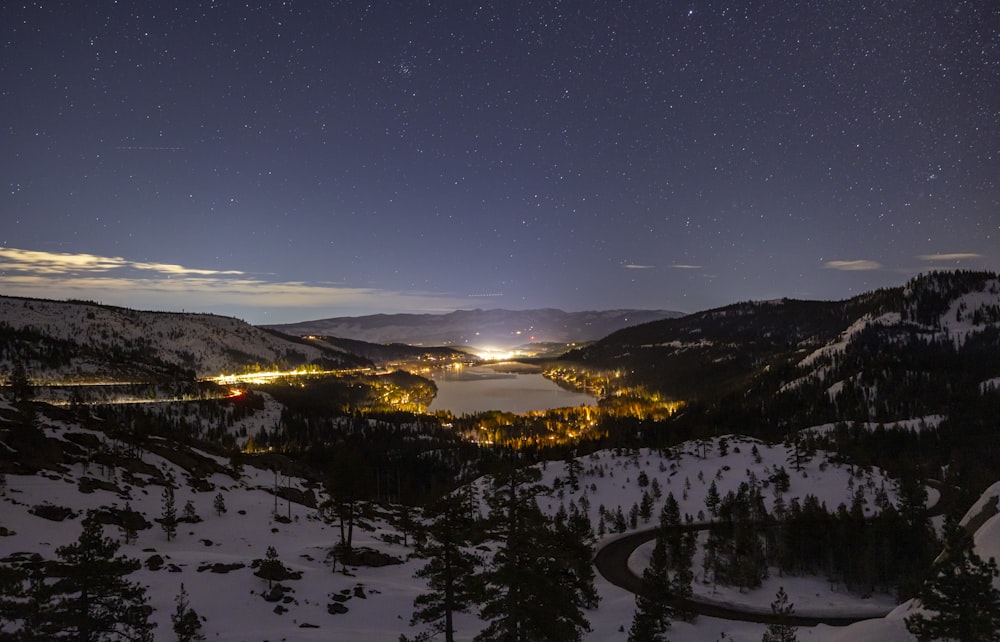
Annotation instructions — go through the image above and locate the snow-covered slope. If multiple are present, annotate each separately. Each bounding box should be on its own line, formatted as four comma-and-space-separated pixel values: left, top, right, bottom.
2, 393, 994, 642
0, 296, 353, 379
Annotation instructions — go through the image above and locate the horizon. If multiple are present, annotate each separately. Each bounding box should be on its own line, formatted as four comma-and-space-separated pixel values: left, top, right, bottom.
4, 266, 994, 327
3, 3, 997, 325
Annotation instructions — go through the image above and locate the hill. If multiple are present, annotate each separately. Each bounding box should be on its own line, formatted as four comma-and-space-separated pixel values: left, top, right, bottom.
264, 308, 683, 350
0, 296, 369, 380
2, 393, 997, 641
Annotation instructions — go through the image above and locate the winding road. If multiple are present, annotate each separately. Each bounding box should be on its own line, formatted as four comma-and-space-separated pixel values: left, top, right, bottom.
594, 481, 958, 626
593, 526, 883, 627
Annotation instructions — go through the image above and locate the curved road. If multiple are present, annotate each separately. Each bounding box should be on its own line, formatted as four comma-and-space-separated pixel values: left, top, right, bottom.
594, 526, 883, 627
594, 481, 957, 626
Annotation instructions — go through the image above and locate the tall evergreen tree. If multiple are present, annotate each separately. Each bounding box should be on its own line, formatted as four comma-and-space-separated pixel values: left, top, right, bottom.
7, 357, 34, 406
161, 479, 177, 541
905, 518, 1000, 642
171, 583, 205, 642
628, 527, 673, 642
410, 492, 481, 642
476, 464, 590, 642
761, 586, 797, 642
558, 506, 600, 610
48, 514, 155, 641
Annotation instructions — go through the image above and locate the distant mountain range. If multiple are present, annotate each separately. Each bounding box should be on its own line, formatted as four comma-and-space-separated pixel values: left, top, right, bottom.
263, 308, 683, 349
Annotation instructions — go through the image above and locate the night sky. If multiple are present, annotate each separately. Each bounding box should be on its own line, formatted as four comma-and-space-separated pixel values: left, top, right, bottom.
2, 1, 998, 324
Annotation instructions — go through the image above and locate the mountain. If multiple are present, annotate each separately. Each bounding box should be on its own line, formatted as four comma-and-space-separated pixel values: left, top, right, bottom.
0, 296, 369, 380
263, 308, 683, 350
3, 273, 1000, 640
562, 271, 1000, 416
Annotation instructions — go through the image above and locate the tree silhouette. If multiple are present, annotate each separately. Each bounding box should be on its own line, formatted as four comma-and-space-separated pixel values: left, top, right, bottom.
761, 586, 797, 642
627, 526, 673, 642
48, 514, 155, 641
905, 518, 1000, 642
171, 583, 205, 642
476, 464, 591, 642
410, 492, 481, 642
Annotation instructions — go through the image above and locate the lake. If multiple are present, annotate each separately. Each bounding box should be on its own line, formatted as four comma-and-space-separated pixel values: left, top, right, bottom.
426, 364, 597, 415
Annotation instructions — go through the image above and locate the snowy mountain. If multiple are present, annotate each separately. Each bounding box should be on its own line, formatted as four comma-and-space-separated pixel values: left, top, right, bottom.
0, 296, 368, 380
564, 271, 1000, 429
264, 308, 683, 350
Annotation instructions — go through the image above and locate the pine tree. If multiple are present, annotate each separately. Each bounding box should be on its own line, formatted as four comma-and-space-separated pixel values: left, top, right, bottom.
0, 556, 53, 642
628, 527, 673, 642
476, 464, 590, 642
564, 452, 582, 491
761, 586, 797, 642
181, 499, 198, 523
905, 518, 1000, 642
213, 492, 226, 516
0, 557, 28, 638
257, 546, 283, 590
7, 357, 34, 406
171, 583, 205, 642
48, 514, 156, 641
161, 481, 177, 541
410, 492, 481, 642
705, 480, 720, 518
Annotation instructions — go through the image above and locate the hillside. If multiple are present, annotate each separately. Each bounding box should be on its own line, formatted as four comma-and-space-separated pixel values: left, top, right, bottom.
1, 394, 997, 641
3, 273, 1000, 640
562, 271, 1000, 430
0, 296, 369, 380
265, 308, 683, 350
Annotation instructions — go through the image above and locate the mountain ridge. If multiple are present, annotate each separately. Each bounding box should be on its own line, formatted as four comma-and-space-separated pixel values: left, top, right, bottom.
263, 308, 684, 349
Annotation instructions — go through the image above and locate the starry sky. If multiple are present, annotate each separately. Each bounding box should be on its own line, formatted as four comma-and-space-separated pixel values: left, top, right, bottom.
2, 1, 998, 324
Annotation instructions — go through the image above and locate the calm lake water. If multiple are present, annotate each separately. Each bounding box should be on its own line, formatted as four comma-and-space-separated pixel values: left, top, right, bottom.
426, 365, 596, 415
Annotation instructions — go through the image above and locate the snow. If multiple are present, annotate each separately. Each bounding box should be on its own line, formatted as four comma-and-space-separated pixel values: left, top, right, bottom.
0, 296, 332, 379
2, 405, 997, 641
803, 416, 946, 436
797, 313, 901, 370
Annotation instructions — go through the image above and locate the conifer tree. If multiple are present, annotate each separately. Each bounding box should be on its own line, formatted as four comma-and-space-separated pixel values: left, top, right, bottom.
161, 481, 177, 541
7, 357, 34, 406
761, 586, 797, 642
628, 527, 673, 642
181, 499, 198, 523
171, 583, 205, 642
476, 464, 590, 642
905, 518, 1000, 642
257, 546, 283, 590
213, 492, 226, 516
410, 492, 481, 642
0, 558, 28, 637
48, 514, 155, 641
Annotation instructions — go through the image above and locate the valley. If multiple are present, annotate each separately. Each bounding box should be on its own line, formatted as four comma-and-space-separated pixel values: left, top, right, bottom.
2, 271, 1000, 641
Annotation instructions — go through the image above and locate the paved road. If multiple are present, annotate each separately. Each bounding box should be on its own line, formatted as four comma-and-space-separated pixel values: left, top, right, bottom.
595, 481, 956, 627
593, 526, 886, 627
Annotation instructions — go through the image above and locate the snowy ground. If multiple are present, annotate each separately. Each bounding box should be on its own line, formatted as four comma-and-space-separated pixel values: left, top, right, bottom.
4, 405, 998, 641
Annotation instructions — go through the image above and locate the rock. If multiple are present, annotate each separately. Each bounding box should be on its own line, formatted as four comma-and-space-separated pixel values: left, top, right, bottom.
327, 602, 349, 615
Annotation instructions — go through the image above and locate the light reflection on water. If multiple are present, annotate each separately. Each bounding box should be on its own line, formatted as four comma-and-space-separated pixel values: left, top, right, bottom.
427, 365, 596, 415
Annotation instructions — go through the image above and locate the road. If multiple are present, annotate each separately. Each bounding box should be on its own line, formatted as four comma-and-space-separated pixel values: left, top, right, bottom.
595, 481, 957, 627
593, 526, 886, 627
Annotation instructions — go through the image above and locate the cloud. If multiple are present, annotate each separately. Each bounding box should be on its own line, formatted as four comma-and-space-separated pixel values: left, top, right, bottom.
918, 253, 983, 262
0, 247, 469, 321
824, 260, 882, 271
0, 247, 243, 277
